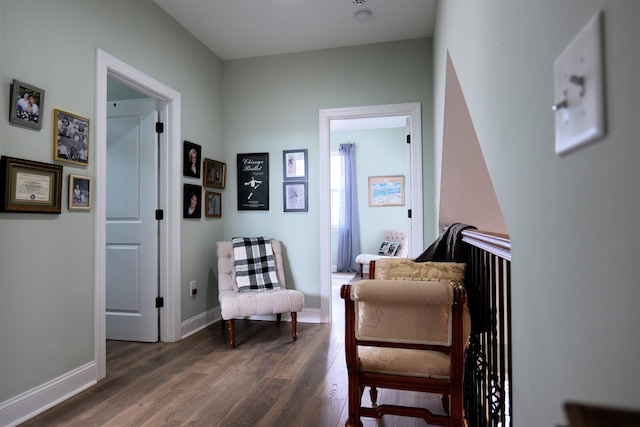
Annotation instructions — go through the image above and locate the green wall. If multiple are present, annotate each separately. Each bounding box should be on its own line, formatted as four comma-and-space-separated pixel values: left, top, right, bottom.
330, 127, 408, 267
222, 39, 434, 308
0, 0, 223, 402
434, 1, 640, 425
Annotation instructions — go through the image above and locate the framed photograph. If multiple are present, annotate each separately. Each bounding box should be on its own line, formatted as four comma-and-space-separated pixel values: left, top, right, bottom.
53, 109, 90, 166
183, 141, 201, 178
0, 156, 62, 214
283, 181, 308, 212
368, 175, 405, 207
283, 149, 308, 180
9, 79, 45, 130
205, 191, 222, 218
237, 152, 269, 210
203, 158, 226, 189
183, 184, 202, 218
69, 174, 92, 211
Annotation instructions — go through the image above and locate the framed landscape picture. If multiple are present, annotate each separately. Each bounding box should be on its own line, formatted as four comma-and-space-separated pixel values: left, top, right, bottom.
368, 175, 405, 207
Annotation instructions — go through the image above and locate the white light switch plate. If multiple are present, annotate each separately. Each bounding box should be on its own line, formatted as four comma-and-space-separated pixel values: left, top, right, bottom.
553, 10, 605, 155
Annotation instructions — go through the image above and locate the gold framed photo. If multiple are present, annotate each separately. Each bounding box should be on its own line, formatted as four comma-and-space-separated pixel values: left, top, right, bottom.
203, 158, 226, 189
69, 174, 92, 211
205, 191, 222, 218
53, 109, 90, 166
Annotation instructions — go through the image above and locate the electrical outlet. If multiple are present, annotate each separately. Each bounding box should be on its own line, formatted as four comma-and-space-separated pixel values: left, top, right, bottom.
189, 280, 197, 296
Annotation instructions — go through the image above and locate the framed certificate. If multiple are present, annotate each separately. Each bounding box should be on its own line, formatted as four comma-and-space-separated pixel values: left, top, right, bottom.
0, 156, 63, 213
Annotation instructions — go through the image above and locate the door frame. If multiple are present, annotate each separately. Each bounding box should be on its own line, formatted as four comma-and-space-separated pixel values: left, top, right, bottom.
318, 102, 423, 323
95, 49, 182, 379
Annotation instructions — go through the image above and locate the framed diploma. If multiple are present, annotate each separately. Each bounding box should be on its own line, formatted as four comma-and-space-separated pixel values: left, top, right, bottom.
0, 156, 63, 213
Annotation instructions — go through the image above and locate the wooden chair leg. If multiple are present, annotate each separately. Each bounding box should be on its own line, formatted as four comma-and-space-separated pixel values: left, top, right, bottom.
291, 312, 297, 341
226, 319, 235, 349
369, 386, 379, 407
346, 377, 364, 427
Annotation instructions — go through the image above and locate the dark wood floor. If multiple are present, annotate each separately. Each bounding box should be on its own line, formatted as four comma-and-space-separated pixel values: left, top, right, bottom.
21, 274, 444, 426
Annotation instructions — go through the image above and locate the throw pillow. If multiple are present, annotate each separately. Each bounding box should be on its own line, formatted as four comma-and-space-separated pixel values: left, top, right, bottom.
232, 237, 280, 292
386, 241, 400, 256
378, 241, 390, 255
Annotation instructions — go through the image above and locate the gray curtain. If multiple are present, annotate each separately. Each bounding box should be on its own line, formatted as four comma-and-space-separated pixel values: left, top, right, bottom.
337, 143, 361, 272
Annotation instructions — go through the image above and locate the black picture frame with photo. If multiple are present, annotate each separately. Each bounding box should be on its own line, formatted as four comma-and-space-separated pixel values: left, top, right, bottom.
236, 152, 269, 210
9, 79, 45, 130
283, 181, 308, 212
183, 141, 202, 178
183, 183, 202, 218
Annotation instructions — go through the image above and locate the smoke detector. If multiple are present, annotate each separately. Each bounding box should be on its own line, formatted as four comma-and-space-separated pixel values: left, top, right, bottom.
354, 9, 372, 22
353, 0, 365, 5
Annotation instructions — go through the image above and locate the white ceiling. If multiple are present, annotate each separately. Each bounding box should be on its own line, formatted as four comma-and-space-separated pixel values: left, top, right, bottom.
152, 0, 437, 60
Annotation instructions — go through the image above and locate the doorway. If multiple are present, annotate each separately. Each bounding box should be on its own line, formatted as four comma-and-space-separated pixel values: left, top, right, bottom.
319, 103, 424, 323
94, 50, 182, 380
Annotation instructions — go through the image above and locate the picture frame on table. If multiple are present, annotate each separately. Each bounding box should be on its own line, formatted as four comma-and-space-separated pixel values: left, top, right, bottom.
0, 156, 63, 214
236, 152, 269, 211
68, 174, 92, 211
283, 181, 308, 212
53, 109, 90, 166
205, 191, 222, 218
9, 79, 45, 130
283, 149, 307, 180
203, 158, 226, 189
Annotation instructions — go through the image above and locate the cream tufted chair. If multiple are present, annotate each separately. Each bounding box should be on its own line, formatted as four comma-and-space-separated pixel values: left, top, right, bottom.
341, 259, 470, 427
354, 230, 409, 277
216, 239, 304, 348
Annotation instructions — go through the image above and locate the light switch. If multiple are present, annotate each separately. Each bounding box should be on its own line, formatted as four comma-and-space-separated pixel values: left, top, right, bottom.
553, 10, 605, 155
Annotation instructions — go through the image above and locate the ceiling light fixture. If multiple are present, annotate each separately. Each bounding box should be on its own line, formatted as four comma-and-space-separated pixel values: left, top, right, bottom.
353, 0, 365, 5
354, 9, 372, 23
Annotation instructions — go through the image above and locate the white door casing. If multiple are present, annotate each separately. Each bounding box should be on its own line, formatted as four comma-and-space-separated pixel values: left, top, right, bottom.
106, 99, 158, 342
95, 49, 181, 380
319, 103, 423, 323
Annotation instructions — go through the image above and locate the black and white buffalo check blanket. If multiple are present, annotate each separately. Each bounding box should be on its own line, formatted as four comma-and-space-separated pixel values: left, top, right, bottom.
232, 237, 281, 292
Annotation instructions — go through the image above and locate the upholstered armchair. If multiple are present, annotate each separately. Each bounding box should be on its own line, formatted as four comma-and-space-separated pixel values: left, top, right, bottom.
354, 230, 409, 277
341, 259, 470, 427
216, 238, 304, 348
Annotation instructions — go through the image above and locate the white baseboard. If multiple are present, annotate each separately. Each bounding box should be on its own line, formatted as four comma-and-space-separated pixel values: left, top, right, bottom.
0, 362, 97, 427
181, 307, 221, 339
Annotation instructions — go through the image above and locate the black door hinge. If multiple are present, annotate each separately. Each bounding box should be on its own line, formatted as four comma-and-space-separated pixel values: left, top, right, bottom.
408, 209, 412, 218
155, 209, 164, 220
406, 134, 411, 144
156, 297, 164, 308
156, 122, 164, 133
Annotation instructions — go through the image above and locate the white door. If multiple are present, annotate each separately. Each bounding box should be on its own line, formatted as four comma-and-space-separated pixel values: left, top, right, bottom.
106, 98, 158, 342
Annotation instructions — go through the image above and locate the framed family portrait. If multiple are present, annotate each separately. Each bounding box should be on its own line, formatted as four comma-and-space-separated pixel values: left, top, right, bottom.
183, 184, 202, 219
237, 152, 269, 211
283, 181, 308, 212
69, 174, 92, 211
205, 191, 222, 218
183, 141, 201, 178
53, 109, 90, 166
9, 79, 45, 130
368, 175, 405, 207
203, 158, 226, 189
283, 149, 307, 180
0, 156, 62, 214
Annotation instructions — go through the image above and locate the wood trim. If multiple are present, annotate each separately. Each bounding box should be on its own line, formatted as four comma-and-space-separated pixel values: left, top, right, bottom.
462, 229, 511, 261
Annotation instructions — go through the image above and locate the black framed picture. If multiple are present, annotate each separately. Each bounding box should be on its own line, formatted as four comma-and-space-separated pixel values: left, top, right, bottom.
283, 181, 308, 212
183, 183, 202, 218
283, 149, 308, 180
9, 79, 45, 130
183, 141, 201, 178
236, 152, 269, 210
